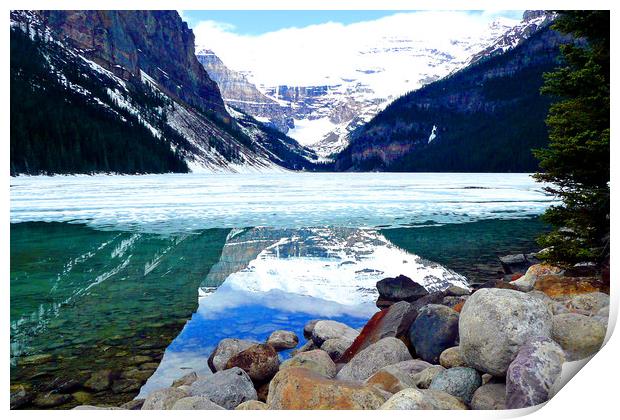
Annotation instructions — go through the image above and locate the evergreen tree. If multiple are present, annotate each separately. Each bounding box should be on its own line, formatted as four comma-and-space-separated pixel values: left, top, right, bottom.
534, 11, 610, 265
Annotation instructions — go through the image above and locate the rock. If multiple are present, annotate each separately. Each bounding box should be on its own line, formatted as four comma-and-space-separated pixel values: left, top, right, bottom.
111, 378, 142, 393
499, 253, 539, 274
225, 344, 280, 383
321, 338, 353, 361
376, 274, 428, 302
84, 369, 118, 391
474, 279, 520, 290
409, 304, 459, 364
71, 391, 92, 405
33, 392, 73, 408
256, 382, 269, 402
533, 275, 608, 298
189, 367, 257, 409
551, 313, 606, 361
267, 367, 387, 409
429, 367, 481, 403
266, 330, 299, 351
471, 383, 506, 410
379, 388, 467, 410
208, 338, 258, 373
459, 288, 553, 375
511, 264, 563, 291
129, 355, 152, 364
443, 295, 468, 308
445, 285, 471, 296
338, 301, 415, 363
567, 292, 610, 315
336, 337, 412, 381
311, 320, 358, 347
290, 340, 317, 356
171, 396, 225, 410
10, 383, 33, 409
506, 337, 565, 408
439, 346, 467, 368
235, 400, 269, 410
281, 349, 337, 378
121, 368, 155, 382
413, 366, 445, 389
303, 319, 320, 339
384, 359, 433, 378
172, 371, 198, 387
120, 399, 144, 410
72, 405, 124, 410
142, 387, 188, 410
44, 377, 82, 393
19, 353, 53, 366
365, 368, 416, 394
481, 374, 494, 385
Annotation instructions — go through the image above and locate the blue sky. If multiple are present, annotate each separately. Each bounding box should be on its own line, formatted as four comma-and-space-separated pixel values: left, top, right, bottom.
181, 10, 524, 35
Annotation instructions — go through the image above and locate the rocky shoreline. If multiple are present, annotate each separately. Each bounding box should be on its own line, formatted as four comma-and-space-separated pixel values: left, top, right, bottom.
39, 257, 609, 411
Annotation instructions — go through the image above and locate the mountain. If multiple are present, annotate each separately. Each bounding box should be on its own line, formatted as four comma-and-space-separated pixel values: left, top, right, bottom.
10, 10, 316, 175
333, 18, 572, 172
195, 12, 541, 160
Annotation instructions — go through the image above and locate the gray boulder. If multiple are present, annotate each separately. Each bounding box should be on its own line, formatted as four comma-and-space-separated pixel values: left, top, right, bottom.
552, 313, 606, 361
142, 388, 188, 410
208, 338, 258, 372
171, 396, 225, 410
471, 383, 507, 410
280, 349, 337, 378
459, 288, 553, 375
336, 337, 412, 381
384, 359, 433, 379
380, 388, 467, 410
429, 367, 481, 404
506, 337, 565, 409
189, 367, 257, 409
311, 320, 358, 347
568, 292, 610, 315
266, 330, 299, 351
409, 304, 460, 364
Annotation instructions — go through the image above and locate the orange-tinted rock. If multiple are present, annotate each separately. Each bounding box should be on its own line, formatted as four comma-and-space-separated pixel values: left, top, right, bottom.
453, 301, 465, 313
365, 370, 412, 394
226, 344, 280, 384
267, 367, 387, 409
511, 273, 524, 281
534, 275, 608, 298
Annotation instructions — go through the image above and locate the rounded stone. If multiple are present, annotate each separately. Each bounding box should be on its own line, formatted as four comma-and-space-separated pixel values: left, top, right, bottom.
380, 388, 467, 410
280, 349, 337, 378
142, 387, 188, 410
266, 330, 299, 351
439, 346, 467, 368
409, 304, 459, 364
567, 292, 610, 315
303, 319, 320, 339
336, 337, 412, 381
171, 396, 225, 410
189, 367, 257, 409
225, 344, 280, 383
208, 338, 258, 372
235, 400, 269, 410
321, 338, 353, 361
429, 367, 481, 403
311, 320, 358, 346
365, 368, 416, 394
551, 313, 606, 361
471, 383, 506, 410
459, 288, 553, 375
413, 365, 445, 389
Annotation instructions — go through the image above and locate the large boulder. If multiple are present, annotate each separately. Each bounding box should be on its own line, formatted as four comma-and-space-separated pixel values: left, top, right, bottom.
551, 313, 606, 361
266, 330, 299, 351
506, 337, 565, 409
471, 383, 507, 410
379, 388, 467, 410
409, 304, 459, 364
429, 367, 481, 404
171, 396, 225, 410
208, 338, 258, 372
142, 388, 188, 410
311, 320, 358, 347
189, 367, 257, 409
267, 367, 387, 409
376, 274, 428, 303
510, 264, 563, 292
336, 337, 412, 381
338, 301, 415, 363
225, 344, 280, 383
459, 288, 553, 375
280, 349, 337, 378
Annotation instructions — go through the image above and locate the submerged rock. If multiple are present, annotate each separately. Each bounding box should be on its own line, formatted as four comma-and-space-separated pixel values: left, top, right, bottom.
380, 388, 467, 410
552, 313, 606, 361
84, 369, 118, 392
225, 344, 280, 383
409, 304, 459, 364
189, 367, 257, 409
506, 337, 565, 409
266, 330, 299, 351
208, 338, 258, 372
336, 337, 412, 381
268, 367, 387, 409
10, 383, 33, 409
280, 349, 337, 378
459, 288, 553, 375
33, 392, 72, 408
429, 367, 481, 404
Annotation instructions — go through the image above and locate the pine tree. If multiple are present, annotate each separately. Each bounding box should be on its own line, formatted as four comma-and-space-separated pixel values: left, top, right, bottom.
533, 11, 610, 266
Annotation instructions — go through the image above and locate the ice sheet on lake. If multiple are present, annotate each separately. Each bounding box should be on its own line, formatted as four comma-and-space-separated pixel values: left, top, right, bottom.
10, 173, 555, 234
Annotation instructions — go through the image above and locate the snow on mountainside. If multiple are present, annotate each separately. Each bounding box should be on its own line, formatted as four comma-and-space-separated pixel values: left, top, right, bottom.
195, 11, 550, 160
10, 10, 316, 174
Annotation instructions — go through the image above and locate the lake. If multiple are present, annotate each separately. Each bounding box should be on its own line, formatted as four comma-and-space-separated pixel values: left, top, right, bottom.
10, 172, 553, 408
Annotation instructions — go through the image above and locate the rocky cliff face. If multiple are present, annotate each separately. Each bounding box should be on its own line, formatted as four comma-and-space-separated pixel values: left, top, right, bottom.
334, 22, 573, 172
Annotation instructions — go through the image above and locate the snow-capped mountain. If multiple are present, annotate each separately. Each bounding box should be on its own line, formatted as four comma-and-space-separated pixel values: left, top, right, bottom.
10, 10, 317, 175
194, 11, 551, 160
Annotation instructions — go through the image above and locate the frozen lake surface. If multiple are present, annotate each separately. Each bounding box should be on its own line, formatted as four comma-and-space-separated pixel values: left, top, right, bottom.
10, 172, 554, 233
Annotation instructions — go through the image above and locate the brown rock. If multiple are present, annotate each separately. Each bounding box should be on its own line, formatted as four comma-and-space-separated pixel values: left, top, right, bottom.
439, 347, 467, 368
365, 370, 414, 394
256, 382, 270, 402
84, 369, 118, 391
534, 275, 608, 298
267, 367, 387, 409
226, 344, 280, 384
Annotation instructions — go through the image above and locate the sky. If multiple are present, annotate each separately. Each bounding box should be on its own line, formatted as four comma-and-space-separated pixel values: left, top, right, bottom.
180, 10, 525, 35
